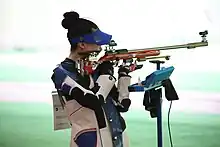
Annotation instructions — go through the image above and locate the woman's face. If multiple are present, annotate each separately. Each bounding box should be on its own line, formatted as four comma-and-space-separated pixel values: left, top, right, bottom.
84, 43, 101, 52
79, 43, 101, 52
77, 43, 102, 57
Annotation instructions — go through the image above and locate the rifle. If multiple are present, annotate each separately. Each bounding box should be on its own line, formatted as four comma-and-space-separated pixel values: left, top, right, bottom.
81, 30, 208, 75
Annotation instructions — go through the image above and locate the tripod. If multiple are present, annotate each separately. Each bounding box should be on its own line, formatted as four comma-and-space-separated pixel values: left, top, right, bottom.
143, 60, 179, 147
149, 60, 165, 147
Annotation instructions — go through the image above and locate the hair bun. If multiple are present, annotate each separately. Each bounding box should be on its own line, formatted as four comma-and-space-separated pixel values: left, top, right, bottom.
62, 11, 80, 29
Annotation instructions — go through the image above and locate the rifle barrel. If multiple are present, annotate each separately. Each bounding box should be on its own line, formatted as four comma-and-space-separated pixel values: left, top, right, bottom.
128, 41, 208, 52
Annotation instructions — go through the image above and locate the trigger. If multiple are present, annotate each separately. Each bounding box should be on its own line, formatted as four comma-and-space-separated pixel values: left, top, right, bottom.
135, 64, 143, 70
129, 64, 143, 71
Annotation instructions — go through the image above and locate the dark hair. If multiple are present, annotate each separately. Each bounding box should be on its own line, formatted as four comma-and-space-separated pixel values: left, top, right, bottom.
61, 11, 98, 51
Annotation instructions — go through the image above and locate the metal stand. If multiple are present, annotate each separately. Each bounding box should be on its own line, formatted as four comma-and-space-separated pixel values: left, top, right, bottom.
149, 60, 165, 147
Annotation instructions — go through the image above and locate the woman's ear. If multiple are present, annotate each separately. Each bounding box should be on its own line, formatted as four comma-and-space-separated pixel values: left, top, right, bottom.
78, 42, 86, 51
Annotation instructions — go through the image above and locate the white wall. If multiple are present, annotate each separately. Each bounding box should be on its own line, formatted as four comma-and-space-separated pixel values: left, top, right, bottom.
1, 0, 220, 49
0, 0, 220, 72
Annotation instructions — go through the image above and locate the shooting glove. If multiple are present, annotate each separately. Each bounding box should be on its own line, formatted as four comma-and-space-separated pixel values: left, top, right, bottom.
92, 61, 116, 103
118, 65, 131, 78
116, 65, 132, 112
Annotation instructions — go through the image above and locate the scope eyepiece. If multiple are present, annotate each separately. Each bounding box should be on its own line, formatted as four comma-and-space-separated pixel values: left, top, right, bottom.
108, 40, 117, 47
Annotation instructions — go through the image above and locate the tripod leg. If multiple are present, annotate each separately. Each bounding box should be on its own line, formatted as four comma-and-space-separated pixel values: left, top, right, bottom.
156, 88, 163, 147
